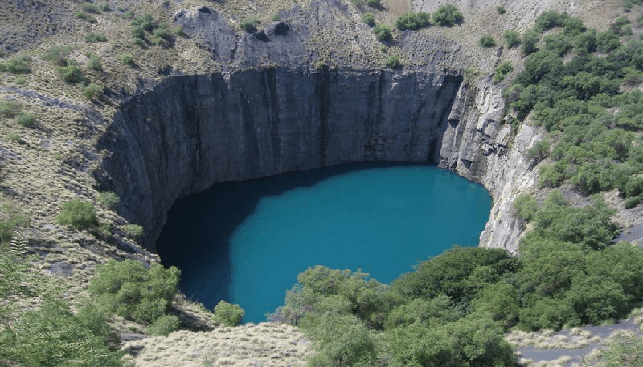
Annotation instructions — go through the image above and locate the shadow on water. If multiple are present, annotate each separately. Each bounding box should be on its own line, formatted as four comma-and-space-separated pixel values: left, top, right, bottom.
156, 161, 433, 310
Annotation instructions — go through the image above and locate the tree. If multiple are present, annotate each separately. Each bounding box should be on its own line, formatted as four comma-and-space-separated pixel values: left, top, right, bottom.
522, 29, 540, 55
373, 24, 391, 40
504, 29, 521, 48
214, 300, 244, 326
362, 12, 375, 27
56, 200, 97, 230
395, 12, 430, 30
478, 34, 497, 48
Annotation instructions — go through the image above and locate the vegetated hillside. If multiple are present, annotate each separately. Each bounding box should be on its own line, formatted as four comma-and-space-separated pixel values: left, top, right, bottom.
2, 0, 643, 366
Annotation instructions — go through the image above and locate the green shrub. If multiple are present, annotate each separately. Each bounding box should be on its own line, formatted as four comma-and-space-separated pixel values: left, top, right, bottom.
0, 101, 21, 118
0, 299, 124, 367
497, 6, 506, 14
362, 12, 375, 27
130, 13, 155, 31
366, 0, 380, 6
597, 331, 643, 367
41, 46, 72, 66
527, 139, 550, 163
373, 24, 391, 41
119, 53, 134, 65
271, 13, 281, 21
513, 193, 537, 221
123, 224, 144, 239
0, 55, 31, 73
504, 29, 521, 48
395, 12, 430, 31
99, 2, 109, 11
88, 55, 102, 71
5, 133, 21, 144
16, 113, 35, 128
82, 3, 100, 13
172, 25, 184, 36
84, 83, 103, 100
57, 200, 97, 230
493, 61, 513, 83
610, 16, 631, 35
478, 34, 497, 48
596, 30, 620, 53
147, 314, 179, 336
522, 29, 540, 55
386, 55, 400, 68
133, 38, 145, 47
75, 12, 96, 23
214, 300, 244, 326
89, 259, 180, 324
123, 10, 134, 19
84, 33, 107, 43
132, 25, 145, 39
432, 4, 463, 26
153, 25, 169, 39
240, 17, 260, 32
15, 77, 26, 85
534, 11, 569, 33
151, 36, 165, 46
625, 195, 641, 208
97, 191, 119, 209
0, 195, 30, 245
57, 61, 84, 83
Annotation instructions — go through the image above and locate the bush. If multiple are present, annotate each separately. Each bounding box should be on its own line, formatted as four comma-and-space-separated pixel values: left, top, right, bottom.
97, 191, 119, 209
362, 12, 375, 26
132, 25, 145, 39
75, 12, 96, 23
373, 24, 391, 41
497, 6, 506, 14
153, 25, 170, 39
478, 34, 497, 48
0, 195, 30, 245
214, 300, 244, 326
522, 29, 540, 55
82, 3, 100, 13
119, 53, 134, 65
0, 55, 31, 73
240, 17, 260, 32
271, 13, 281, 21
527, 138, 550, 163
130, 13, 155, 31
386, 55, 400, 68
99, 2, 109, 11
147, 314, 179, 336
504, 29, 521, 48
15, 77, 26, 85
89, 259, 180, 324
88, 55, 102, 71
366, 0, 380, 6
56, 200, 97, 230
535, 11, 569, 33
123, 224, 144, 239
395, 12, 430, 31
84, 83, 103, 100
513, 193, 537, 221
133, 38, 145, 47
16, 113, 36, 128
432, 4, 463, 26
493, 61, 514, 83
0, 101, 21, 118
41, 46, 71, 66
57, 61, 84, 83
84, 33, 107, 43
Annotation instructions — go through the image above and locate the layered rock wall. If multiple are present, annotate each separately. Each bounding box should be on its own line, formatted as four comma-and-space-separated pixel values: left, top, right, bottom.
96, 69, 463, 248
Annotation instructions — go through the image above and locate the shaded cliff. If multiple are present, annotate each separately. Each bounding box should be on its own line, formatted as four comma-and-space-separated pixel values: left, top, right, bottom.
96, 69, 463, 248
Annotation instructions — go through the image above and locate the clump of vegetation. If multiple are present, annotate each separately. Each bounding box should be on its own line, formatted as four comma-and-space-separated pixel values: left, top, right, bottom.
57, 60, 84, 83
386, 55, 400, 68
479, 34, 497, 48
56, 200, 97, 230
15, 77, 27, 85
82, 3, 100, 13
130, 13, 155, 31
497, 6, 506, 14
75, 12, 96, 23
395, 12, 430, 31
99, 2, 109, 11
123, 224, 144, 239
0, 55, 31, 73
147, 314, 180, 336
84, 83, 103, 100
504, 29, 521, 48
373, 24, 391, 41
271, 13, 281, 21
88, 55, 102, 71
513, 193, 538, 221
0, 195, 30, 244
97, 191, 119, 209
432, 4, 463, 26
89, 259, 180, 324
493, 61, 514, 83
119, 53, 134, 65
214, 300, 244, 326
240, 17, 260, 32
521, 28, 540, 55
610, 16, 632, 35
362, 12, 375, 27
41, 45, 72, 66
0, 101, 22, 118
84, 33, 107, 43
366, 0, 380, 6
16, 113, 36, 128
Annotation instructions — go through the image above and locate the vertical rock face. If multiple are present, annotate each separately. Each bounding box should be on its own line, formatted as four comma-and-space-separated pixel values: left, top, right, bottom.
96, 69, 462, 249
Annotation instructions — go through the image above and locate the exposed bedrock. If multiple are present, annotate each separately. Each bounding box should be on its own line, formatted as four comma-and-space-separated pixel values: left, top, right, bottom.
95, 68, 464, 250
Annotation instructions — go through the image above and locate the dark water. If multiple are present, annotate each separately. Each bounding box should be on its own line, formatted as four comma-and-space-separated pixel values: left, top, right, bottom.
156, 162, 491, 323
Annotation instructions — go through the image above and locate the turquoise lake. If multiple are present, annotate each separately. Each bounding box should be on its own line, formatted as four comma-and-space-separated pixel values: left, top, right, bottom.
156, 162, 492, 323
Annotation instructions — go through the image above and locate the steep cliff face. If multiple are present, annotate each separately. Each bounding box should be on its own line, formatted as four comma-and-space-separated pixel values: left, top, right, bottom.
96, 69, 462, 248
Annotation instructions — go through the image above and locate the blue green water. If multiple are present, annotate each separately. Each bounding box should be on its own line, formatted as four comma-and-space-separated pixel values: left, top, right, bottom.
156, 162, 491, 323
